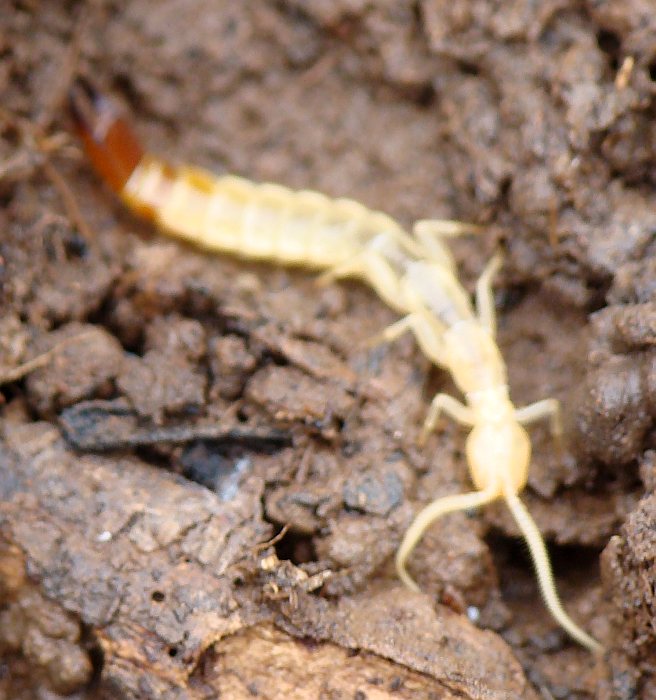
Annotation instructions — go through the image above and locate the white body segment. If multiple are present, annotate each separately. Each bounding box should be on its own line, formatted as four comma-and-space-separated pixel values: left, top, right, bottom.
122, 157, 481, 314
126, 160, 378, 263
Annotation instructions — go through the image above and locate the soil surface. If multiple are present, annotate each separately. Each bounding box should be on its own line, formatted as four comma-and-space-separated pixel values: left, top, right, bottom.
1, 1, 656, 698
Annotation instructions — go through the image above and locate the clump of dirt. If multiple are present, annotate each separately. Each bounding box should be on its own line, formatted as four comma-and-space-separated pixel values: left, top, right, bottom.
2, 0, 656, 697
0, 551, 93, 698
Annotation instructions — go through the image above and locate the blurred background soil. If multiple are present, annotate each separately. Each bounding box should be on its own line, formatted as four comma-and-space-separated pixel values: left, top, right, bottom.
1, 1, 656, 698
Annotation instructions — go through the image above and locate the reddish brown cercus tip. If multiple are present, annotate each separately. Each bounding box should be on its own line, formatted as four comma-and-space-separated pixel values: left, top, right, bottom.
69, 77, 144, 194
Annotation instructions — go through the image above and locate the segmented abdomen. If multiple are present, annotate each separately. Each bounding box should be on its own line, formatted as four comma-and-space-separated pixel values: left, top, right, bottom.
122, 155, 408, 270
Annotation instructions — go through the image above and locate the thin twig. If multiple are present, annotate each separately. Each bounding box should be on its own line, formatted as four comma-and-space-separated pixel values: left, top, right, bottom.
41, 158, 96, 243
253, 524, 290, 553
35, 3, 90, 132
0, 331, 95, 386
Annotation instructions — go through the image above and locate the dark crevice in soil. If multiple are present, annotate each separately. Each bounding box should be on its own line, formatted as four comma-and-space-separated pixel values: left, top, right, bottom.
595, 29, 622, 72
493, 534, 602, 594
274, 529, 317, 567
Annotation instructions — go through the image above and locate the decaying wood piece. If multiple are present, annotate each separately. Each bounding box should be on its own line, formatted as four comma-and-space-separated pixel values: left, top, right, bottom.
0, 421, 270, 697
0, 421, 535, 698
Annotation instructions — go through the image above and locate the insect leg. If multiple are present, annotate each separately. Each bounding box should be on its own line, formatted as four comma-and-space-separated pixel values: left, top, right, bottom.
396, 487, 499, 591
504, 490, 603, 654
315, 258, 362, 286
475, 252, 503, 336
368, 312, 449, 376
411, 221, 457, 269
366, 315, 415, 347
514, 398, 563, 451
413, 219, 483, 239
420, 392, 475, 446
317, 251, 406, 314
412, 219, 483, 268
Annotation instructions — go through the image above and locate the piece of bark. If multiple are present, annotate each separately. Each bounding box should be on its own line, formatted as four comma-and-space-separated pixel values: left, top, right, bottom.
0, 421, 536, 698
59, 398, 290, 452
206, 623, 493, 700
275, 586, 537, 700
0, 421, 271, 698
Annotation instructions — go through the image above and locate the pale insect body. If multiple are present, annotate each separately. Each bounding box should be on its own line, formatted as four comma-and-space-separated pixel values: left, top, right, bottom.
121, 155, 458, 313
389, 255, 602, 654
70, 79, 603, 654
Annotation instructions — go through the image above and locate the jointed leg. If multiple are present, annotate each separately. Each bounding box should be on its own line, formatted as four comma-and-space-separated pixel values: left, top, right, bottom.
316, 256, 364, 287
503, 490, 603, 654
420, 392, 475, 446
514, 398, 563, 450
412, 219, 483, 268
368, 313, 447, 369
366, 315, 415, 348
412, 221, 458, 269
413, 219, 483, 239
475, 252, 503, 336
319, 251, 408, 314
396, 487, 499, 591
